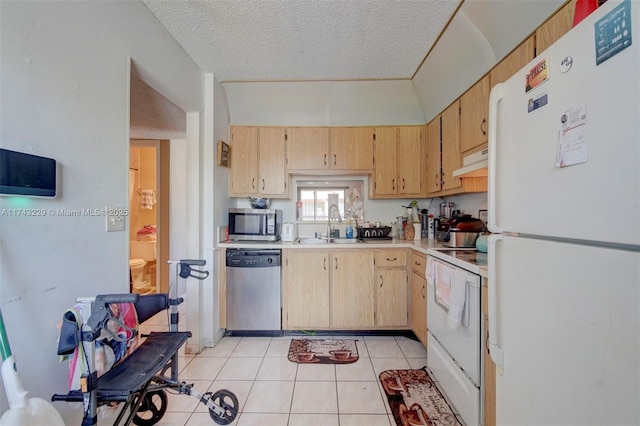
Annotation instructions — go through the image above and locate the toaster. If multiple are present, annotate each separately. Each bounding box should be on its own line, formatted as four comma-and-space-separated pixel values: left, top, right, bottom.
281, 222, 296, 242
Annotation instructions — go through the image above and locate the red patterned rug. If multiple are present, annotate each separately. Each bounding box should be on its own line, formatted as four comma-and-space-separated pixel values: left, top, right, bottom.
287, 339, 358, 364
379, 368, 461, 426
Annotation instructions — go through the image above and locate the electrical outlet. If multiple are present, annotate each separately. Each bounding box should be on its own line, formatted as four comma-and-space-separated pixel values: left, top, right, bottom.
106, 212, 125, 232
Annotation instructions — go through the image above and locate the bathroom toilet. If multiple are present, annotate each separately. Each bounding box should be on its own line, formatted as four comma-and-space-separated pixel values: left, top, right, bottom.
129, 258, 152, 294
130, 239, 157, 294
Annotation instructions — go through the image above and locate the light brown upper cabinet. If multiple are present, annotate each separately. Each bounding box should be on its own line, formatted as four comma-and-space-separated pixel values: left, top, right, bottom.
285, 127, 330, 170
371, 126, 423, 199
286, 126, 374, 173
229, 126, 258, 196
229, 126, 288, 198
330, 127, 375, 171
425, 117, 441, 195
460, 75, 490, 154
490, 36, 536, 86
441, 101, 462, 192
427, 99, 486, 196
536, 0, 576, 54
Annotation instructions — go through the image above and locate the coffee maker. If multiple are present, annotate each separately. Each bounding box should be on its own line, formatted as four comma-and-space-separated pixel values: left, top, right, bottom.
440, 202, 456, 220
435, 202, 456, 242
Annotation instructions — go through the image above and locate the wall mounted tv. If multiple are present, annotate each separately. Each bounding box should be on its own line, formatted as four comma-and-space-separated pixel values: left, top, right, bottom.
0, 149, 57, 197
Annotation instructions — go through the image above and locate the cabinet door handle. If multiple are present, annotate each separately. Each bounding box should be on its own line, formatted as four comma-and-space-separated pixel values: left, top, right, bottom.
421, 285, 426, 298
402, 178, 405, 190
386, 257, 397, 262
252, 178, 256, 189
334, 257, 338, 270
262, 179, 265, 191
392, 178, 395, 190
324, 154, 327, 166
333, 154, 337, 166
481, 117, 487, 136
433, 174, 439, 186
379, 274, 384, 288
414, 261, 422, 266
323, 258, 327, 270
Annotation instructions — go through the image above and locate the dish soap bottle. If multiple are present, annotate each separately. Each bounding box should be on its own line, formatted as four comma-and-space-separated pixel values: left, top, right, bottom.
345, 221, 354, 239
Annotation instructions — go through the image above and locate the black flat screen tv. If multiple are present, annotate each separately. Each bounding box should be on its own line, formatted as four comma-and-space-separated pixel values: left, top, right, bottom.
0, 148, 57, 197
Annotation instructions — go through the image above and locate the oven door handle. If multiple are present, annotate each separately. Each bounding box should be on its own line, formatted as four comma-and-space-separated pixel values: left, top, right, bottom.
488, 234, 504, 369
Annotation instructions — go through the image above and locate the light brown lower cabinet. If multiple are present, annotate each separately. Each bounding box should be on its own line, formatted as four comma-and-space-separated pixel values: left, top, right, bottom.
331, 250, 375, 327
410, 251, 427, 346
374, 249, 408, 327
282, 249, 375, 329
282, 250, 330, 329
282, 248, 414, 330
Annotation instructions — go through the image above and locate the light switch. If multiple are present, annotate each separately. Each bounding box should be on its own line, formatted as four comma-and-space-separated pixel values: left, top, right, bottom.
106, 212, 125, 232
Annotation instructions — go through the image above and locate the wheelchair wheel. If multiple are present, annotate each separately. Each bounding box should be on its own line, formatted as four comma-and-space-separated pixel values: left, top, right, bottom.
208, 389, 239, 425
132, 390, 168, 426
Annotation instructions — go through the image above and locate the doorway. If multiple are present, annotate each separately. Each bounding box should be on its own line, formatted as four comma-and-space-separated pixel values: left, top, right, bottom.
129, 140, 170, 293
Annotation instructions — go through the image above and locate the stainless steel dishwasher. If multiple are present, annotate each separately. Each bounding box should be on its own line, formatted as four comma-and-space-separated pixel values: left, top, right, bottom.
225, 248, 281, 332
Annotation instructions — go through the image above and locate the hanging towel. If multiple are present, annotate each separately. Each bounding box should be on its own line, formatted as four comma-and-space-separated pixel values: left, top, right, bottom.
426, 257, 438, 286
447, 269, 469, 329
140, 189, 156, 209
434, 261, 452, 309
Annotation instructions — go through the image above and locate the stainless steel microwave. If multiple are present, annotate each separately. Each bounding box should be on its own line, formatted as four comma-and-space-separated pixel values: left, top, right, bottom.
228, 208, 282, 241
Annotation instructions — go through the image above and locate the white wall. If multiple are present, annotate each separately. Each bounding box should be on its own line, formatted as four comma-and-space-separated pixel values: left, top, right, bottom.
0, 1, 202, 422
202, 74, 231, 347
130, 73, 187, 140
236, 177, 487, 237
223, 80, 426, 126
412, 0, 566, 123
413, 12, 495, 123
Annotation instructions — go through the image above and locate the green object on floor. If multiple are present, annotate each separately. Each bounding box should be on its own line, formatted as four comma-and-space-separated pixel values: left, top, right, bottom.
0, 309, 65, 425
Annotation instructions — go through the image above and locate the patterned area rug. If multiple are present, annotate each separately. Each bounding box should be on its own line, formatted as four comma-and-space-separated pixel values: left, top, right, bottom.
379, 368, 461, 426
287, 339, 358, 364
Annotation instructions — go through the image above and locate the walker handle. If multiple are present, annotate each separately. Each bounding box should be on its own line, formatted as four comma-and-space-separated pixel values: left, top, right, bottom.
180, 259, 206, 266
179, 260, 209, 280
87, 294, 140, 330
98, 294, 140, 305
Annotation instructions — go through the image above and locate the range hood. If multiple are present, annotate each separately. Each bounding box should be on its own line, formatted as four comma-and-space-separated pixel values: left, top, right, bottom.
453, 148, 488, 177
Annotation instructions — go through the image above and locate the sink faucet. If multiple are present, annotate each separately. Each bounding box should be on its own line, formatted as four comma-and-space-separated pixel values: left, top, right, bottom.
327, 203, 342, 238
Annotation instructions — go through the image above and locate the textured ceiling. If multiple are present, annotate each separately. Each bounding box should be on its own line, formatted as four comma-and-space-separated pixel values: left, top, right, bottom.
142, 0, 461, 82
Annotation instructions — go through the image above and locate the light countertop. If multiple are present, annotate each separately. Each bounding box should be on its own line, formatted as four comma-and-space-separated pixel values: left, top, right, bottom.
218, 237, 489, 277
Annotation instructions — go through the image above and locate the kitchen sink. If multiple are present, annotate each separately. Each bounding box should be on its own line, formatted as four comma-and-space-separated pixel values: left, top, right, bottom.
295, 237, 364, 244
329, 238, 364, 244
296, 238, 329, 244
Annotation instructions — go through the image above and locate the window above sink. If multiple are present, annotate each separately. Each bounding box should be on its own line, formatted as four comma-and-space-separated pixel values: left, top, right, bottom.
296, 179, 364, 223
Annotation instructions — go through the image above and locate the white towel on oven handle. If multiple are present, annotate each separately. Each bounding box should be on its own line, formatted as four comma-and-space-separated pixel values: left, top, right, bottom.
447, 269, 469, 329
426, 257, 437, 286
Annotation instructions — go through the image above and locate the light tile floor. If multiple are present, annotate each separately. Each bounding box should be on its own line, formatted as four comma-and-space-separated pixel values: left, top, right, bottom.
138, 315, 428, 426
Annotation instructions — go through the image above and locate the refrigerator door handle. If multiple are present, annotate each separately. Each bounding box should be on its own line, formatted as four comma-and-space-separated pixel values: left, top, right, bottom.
487, 83, 504, 234
487, 233, 505, 369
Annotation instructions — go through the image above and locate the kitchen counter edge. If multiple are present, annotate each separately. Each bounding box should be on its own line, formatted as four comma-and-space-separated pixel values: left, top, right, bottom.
218, 238, 489, 278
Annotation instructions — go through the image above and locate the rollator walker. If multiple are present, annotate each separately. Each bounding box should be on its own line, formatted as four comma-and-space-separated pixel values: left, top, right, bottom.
52, 259, 239, 425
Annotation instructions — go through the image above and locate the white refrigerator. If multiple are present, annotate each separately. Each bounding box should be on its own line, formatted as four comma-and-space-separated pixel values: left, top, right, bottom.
486, 0, 640, 424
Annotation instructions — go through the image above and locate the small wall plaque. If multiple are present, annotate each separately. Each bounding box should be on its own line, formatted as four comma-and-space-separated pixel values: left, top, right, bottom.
217, 140, 230, 167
